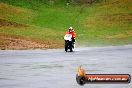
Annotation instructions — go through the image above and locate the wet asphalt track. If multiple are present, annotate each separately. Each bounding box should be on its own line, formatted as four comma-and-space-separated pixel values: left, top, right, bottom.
0, 45, 132, 88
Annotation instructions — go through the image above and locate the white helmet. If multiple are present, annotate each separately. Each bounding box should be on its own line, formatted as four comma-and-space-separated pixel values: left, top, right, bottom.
69, 27, 73, 30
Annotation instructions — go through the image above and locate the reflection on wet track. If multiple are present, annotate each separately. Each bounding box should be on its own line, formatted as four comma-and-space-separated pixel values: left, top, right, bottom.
0, 45, 132, 88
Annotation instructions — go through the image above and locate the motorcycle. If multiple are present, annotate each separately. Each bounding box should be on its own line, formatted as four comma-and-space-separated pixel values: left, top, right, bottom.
64, 34, 75, 52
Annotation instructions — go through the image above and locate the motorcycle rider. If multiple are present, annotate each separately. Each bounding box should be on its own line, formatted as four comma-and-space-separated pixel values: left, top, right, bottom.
65, 27, 76, 48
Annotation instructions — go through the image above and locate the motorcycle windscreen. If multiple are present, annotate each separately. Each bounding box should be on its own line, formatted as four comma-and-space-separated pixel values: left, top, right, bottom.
64, 34, 72, 41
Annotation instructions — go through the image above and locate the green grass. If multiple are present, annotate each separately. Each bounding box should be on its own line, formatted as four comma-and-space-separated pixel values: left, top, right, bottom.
0, 0, 132, 48
0, 26, 64, 41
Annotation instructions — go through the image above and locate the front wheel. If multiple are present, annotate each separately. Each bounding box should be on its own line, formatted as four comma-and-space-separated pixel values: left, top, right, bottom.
65, 42, 68, 52
70, 46, 73, 52
69, 41, 73, 52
